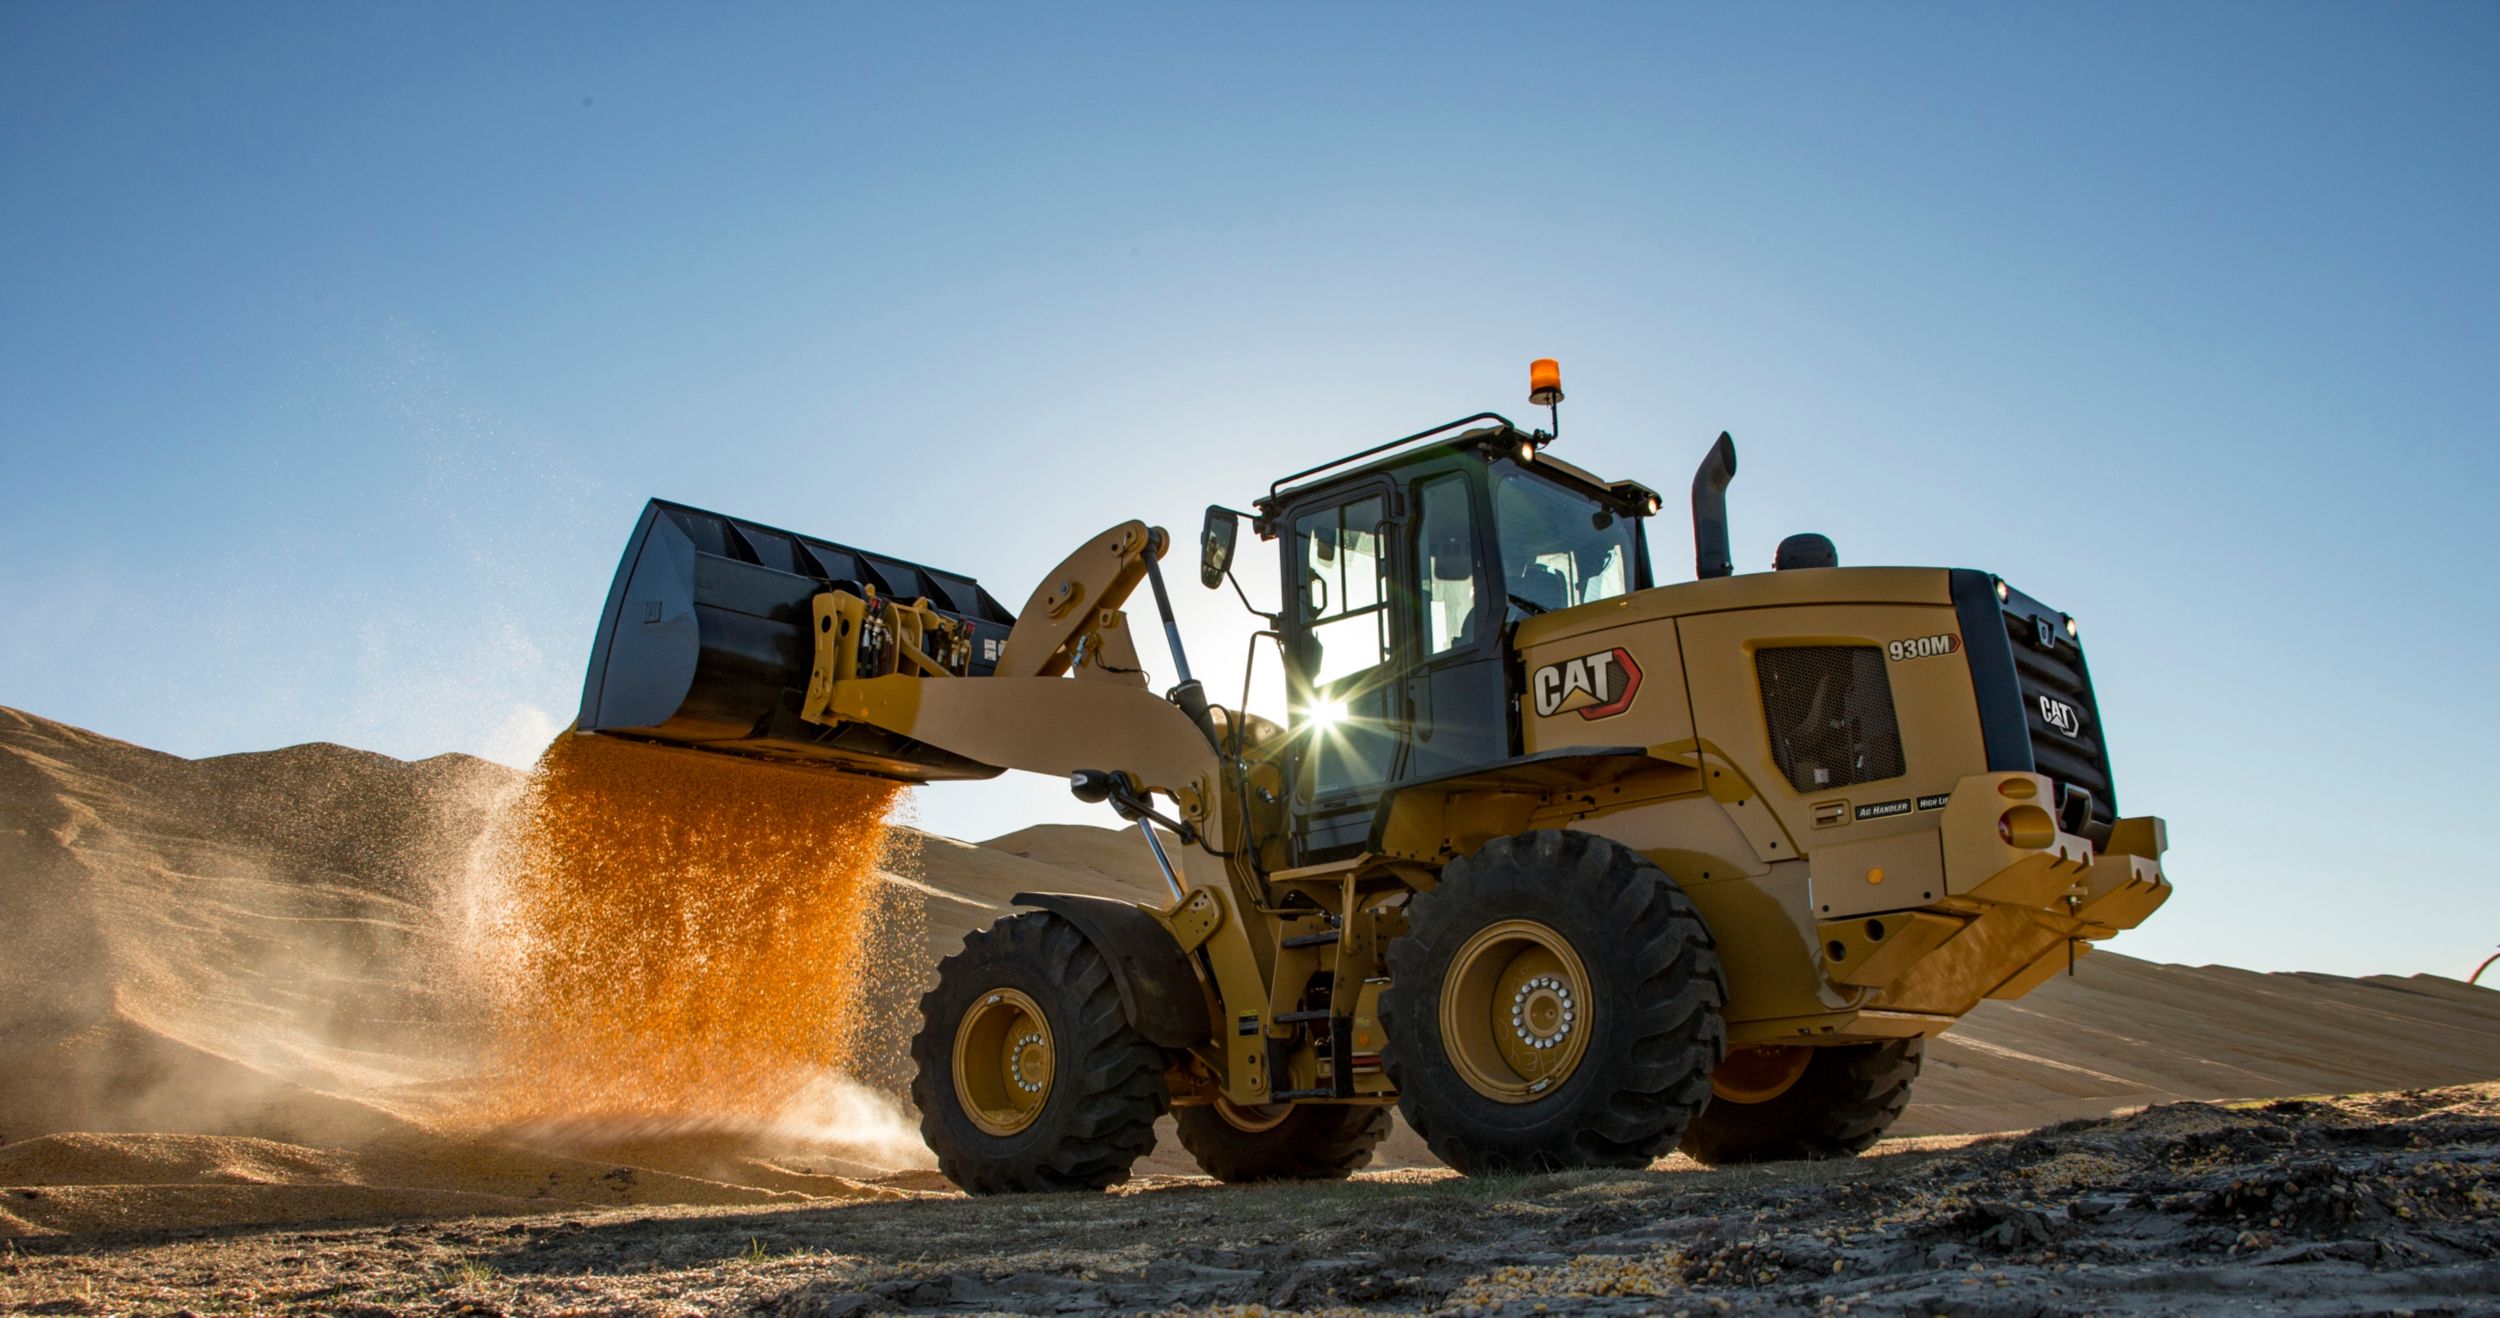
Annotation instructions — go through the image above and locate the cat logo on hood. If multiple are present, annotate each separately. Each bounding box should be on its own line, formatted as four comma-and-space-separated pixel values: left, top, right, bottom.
1531, 647, 1643, 721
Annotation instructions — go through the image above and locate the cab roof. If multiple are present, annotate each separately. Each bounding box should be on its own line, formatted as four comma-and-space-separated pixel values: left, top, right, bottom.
1256, 417, 1660, 528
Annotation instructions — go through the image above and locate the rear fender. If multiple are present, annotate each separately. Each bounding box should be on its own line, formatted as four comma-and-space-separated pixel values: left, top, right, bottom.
1012, 892, 1212, 1049
1368, 745, 1668, 864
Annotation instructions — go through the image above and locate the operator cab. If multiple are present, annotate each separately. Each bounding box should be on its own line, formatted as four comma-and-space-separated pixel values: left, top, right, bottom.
1202, 365, 1664, 866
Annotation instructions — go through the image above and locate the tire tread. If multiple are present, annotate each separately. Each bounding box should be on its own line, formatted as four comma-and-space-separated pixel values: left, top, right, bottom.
1679, 1039, 1923, 1165
909, 912, 1167, 1194
1381, 829, 1727, 1174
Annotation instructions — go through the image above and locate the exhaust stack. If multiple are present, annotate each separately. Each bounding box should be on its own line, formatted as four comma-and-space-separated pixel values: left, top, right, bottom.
1691, 431, 1738, 580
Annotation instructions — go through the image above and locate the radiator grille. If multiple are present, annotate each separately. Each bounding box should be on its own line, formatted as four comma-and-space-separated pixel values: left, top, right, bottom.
1755, 646, 1906, 794
2003, 613, 2118, 831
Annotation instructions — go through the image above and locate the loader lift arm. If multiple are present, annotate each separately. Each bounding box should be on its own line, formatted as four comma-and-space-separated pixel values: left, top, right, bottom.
803, 518, 1236, 854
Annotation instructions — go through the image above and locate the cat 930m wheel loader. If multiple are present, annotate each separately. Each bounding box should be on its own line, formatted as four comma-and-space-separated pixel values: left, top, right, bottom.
574, 360, 2171, 1190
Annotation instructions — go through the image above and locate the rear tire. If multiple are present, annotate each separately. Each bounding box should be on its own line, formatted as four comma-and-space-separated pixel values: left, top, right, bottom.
1381, 829, 1726, 1174
1173, 1100, 1392, 1183
1678, 1039, 1923, 1165
910, 911, 1167, 1193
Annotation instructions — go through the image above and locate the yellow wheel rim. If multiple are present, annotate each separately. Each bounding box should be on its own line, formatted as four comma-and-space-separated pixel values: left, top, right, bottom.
1212, 1096, 1293, 1134
951, 987, 1054, 1136
1438, 919, 1593, 1104
1710, 1044, 1813, 1104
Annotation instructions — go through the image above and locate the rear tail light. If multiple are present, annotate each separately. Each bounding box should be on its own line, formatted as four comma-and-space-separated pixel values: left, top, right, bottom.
1998, 805, 2056, 850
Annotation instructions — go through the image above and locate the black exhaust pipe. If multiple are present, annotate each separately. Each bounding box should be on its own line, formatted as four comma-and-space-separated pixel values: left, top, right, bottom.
1691, 431, 1738, 580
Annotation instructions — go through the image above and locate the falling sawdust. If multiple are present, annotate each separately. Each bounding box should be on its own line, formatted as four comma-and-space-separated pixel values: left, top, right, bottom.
474, 733, 909, 1135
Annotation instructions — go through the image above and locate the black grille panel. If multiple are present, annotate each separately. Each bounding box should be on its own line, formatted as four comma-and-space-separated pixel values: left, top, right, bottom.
1756, 646, 1906, 794
2004, 613, 2117, 829
1950, 569, 2120, 835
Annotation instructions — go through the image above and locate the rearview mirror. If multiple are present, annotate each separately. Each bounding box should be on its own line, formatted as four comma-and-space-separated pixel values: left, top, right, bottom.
1199, 506, 1239, 589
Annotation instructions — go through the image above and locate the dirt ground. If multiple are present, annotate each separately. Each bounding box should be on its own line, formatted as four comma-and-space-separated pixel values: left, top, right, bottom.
8, 1082, 2496, 1317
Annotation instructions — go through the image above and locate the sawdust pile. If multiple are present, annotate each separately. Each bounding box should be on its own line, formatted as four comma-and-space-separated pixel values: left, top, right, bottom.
473, 734, 911, 1132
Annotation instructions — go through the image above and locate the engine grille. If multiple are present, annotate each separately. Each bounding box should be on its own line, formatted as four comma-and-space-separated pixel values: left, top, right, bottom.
2006, 615, 2116, 824
1755, 646, 1906, 794
1951, 570, 2119, 835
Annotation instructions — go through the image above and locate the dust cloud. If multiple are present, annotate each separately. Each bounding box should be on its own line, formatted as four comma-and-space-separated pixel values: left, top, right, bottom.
466, 733, 924, 1157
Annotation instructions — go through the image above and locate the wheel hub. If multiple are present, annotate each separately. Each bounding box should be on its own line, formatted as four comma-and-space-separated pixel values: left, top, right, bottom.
1510, 975, 1576, 1050
1010, 1030, 1048, 1092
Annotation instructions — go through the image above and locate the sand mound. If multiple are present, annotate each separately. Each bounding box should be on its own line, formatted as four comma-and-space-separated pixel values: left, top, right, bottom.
0, 708, 500, 1151
1908, 952, 2500, 1135
5, 706, 2499, 1240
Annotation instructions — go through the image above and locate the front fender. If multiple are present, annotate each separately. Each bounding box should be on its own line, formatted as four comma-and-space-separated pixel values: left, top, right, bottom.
1012, 891, 1212, 1049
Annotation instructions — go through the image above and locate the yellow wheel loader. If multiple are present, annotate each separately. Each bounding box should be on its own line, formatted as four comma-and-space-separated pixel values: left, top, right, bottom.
574, 360, 2170, 1191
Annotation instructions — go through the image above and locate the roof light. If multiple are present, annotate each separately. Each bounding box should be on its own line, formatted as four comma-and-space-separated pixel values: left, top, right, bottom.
1516, 439, 1535, 464
1994, 578, 2010, 602
1528, 358, 1563, 407
2064, 615, 2080, 639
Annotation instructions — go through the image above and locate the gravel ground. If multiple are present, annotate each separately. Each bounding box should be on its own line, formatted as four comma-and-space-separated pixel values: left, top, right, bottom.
7, 1083, 2496, 1317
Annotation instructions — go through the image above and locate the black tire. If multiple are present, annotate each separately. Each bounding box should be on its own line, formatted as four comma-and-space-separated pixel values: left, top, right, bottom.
1380, 829, 1726, 1175
1678, 1039, 1923, 1165
909, 911, 1167, 1193
1172, 1101, 1393, 1183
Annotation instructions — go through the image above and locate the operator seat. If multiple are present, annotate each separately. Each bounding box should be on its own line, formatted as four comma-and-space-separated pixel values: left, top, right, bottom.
1513, 561, 1570, 613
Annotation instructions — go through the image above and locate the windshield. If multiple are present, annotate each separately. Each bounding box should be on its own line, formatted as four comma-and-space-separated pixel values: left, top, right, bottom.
1495, 471, 1635, 612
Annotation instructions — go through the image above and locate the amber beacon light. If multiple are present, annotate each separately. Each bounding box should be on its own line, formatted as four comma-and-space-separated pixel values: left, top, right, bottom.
1528, 358, 1564, 407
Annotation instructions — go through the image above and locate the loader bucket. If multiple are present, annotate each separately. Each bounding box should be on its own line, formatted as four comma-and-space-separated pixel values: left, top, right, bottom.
576, 499, 1018, 782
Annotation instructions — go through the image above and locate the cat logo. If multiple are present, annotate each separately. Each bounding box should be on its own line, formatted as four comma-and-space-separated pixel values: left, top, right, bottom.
1531, 647, 1644, 721
2038, 695, 2084, 737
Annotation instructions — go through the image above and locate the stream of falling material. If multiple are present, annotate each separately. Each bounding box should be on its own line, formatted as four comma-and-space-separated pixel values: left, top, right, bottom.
479, 733, 904, 1129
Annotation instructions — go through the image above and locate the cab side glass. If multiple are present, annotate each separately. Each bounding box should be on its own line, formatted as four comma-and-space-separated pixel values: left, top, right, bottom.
1294, 496, 1387, 689
1416, 473, 1480, 656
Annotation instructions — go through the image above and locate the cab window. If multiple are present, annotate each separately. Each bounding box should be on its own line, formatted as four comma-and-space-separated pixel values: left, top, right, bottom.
1416, 473, 1480, 656
1294, 495, 1389, 689
1494, 472, 1633, 612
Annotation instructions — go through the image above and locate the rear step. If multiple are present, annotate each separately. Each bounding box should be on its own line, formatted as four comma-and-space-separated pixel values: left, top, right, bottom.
577, 499, 1017, 782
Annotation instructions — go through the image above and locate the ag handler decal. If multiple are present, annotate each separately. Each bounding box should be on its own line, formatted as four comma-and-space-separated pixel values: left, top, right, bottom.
1531, 647, 1643, 720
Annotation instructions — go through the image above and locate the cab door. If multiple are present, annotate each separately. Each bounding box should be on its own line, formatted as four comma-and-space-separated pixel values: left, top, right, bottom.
1401, 469, 1512, 780
1284, 483, 1402, 858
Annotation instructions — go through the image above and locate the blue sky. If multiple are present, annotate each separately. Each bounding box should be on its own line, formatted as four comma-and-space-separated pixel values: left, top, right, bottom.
4, 3, 2494, 978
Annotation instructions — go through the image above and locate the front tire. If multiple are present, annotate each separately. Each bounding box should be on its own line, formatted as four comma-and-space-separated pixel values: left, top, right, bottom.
910, 911, 1167, 1193
1381, 830, 1726, 1174
1678, 1039, 1923, 1165
1173, 1099, 1392, 1183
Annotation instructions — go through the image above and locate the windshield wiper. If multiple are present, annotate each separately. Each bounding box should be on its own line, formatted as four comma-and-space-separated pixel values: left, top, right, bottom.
1507, 593, 1549, 617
